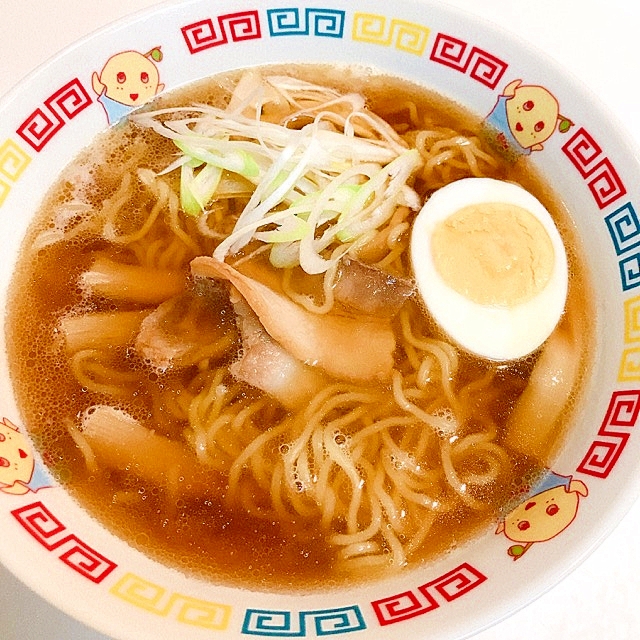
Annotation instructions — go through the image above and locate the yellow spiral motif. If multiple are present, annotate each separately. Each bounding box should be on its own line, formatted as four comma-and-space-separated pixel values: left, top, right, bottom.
109, 573, 232, 630
619, 295, 640, 381
352, 13, 430, 55
0, 138, 31, 207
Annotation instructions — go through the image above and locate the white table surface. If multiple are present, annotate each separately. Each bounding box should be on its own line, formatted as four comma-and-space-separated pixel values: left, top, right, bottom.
1, 1, 640, 638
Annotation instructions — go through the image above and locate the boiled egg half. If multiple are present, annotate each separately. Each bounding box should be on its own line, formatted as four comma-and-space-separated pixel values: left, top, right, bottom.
410, 177, 568, 361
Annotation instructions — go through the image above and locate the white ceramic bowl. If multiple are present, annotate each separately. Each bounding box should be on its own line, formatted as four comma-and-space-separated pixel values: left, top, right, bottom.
1, 1, 640, 639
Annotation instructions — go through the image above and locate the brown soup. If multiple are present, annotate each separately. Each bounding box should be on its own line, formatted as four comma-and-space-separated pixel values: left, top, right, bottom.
6, 64, 594, 592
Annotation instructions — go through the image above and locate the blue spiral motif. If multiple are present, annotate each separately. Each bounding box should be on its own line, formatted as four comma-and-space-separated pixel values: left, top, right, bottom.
242, 606, 366, 636
620, 253, 640, 291
243, 610, 298, 636
267, 8, 345, 38
606, 202, 640, 256
309, 607, 366, 635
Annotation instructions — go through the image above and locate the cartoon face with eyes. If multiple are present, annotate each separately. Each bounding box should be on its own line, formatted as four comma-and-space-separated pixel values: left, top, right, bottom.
92, 48, 165, 124
496, 470, 588, 560
504, 81, 560, 152
483, 79, 572, 160
0, 417, 35, 495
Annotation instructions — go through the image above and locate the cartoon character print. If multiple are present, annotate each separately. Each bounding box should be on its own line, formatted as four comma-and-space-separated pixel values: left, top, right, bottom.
92, 47, 165, 125
0, 417, 50, 495
496, 469, 588, 560
482, 79, 573, 161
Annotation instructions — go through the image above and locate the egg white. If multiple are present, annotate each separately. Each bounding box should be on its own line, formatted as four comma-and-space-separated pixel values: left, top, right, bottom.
410, 177, 568, 361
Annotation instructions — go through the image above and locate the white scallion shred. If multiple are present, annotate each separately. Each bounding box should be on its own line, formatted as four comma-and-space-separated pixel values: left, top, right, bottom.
131, 72, 423, 273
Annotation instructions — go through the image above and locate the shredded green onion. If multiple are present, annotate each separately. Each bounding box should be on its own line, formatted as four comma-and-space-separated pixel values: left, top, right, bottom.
132, 72, 423, 273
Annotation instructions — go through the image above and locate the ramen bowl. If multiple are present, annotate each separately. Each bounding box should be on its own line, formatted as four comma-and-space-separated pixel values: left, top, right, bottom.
1, 1, 639, 639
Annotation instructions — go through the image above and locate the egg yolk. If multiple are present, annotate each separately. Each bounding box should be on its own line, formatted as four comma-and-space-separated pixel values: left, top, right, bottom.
430, 202, 555, 306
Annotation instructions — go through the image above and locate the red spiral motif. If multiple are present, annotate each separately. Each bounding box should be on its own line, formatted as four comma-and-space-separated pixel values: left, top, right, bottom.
16, 78, 92, 152
430, 33, 507, 89
467, 49, 507, 89
45, 79, 92, 119
16, 108, 63, 152
11, 501, 117, 583
577, 390, 640, 478
181, 11, 261, 54
587, 159, 627, 209
371, 563, 486, 625
220, 11, 261, 41
422, 562, 487, 602
562, 128, 626, 209
430, 33, 468, 69
562, 128, 603, 176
